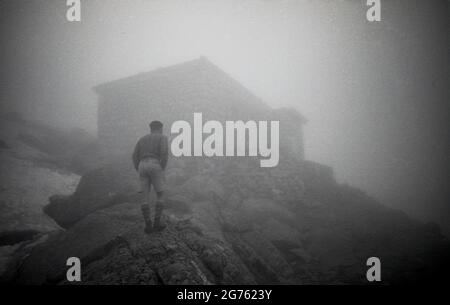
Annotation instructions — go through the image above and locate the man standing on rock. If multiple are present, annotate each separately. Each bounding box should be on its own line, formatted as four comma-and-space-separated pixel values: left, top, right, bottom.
132, 121, 169, 233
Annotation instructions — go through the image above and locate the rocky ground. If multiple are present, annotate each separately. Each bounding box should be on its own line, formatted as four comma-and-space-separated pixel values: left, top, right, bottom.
0, 114, 85, 276
0, 115, 449, 285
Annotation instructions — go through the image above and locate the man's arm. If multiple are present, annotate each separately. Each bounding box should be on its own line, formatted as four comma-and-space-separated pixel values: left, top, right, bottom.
132, 140, 140, 171
160, 136, 169, 170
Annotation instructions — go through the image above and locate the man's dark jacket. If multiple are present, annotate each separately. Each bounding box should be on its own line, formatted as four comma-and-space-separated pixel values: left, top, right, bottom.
132, 132, 169, 171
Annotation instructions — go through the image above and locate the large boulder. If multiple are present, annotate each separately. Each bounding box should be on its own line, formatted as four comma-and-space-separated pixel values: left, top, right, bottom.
44, 159, 140, 228
0, 155, 79, 234
0, 116, 80, 234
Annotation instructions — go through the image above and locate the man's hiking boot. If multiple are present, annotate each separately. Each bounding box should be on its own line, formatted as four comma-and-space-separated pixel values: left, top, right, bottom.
141, 204, 153, 234
153, 200, 166, 232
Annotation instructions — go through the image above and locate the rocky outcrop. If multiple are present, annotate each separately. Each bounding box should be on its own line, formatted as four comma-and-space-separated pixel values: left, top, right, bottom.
0, 117, 80, 234
3, 152, 450, 285
5, 203, 256, 285
1, 115, 449, 284
0, 115, 87, 277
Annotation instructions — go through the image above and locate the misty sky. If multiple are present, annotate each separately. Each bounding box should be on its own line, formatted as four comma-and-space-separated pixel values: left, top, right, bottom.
1, 0, 449, 233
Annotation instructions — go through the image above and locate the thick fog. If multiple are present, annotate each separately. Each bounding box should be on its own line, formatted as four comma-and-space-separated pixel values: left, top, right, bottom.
1, 0, 449, 234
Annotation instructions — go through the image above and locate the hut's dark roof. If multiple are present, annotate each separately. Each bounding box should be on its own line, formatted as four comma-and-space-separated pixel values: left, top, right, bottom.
93, 57, 306, 124
94, 57, 228, 94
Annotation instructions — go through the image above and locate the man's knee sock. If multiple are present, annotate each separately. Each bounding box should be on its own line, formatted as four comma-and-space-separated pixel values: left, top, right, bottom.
154, 200, 164, 226
141, 204, 151, 224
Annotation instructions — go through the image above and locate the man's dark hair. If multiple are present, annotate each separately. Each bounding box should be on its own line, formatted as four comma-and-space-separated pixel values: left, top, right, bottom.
150, 121, 163, 131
